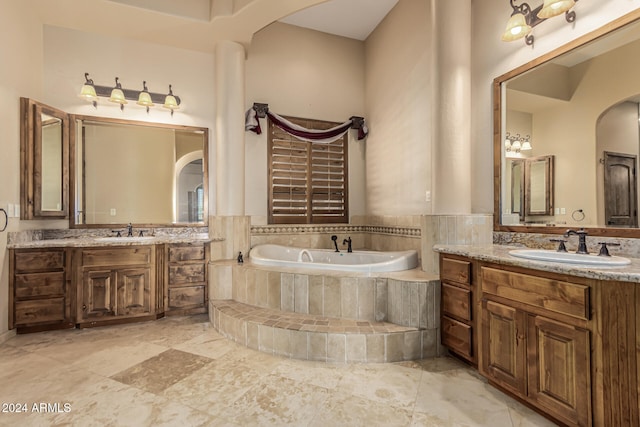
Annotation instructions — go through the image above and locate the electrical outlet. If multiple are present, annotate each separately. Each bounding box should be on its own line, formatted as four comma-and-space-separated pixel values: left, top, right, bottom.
560, 207, 566, 215
13, 204, 20, 218
425, 191, 431, 202
7, 203, 15, 217
110, 208, 117, 216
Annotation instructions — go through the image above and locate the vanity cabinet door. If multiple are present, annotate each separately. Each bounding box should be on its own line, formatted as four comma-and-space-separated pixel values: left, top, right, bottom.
77, 246, 156, 326
527, 315, 591, 427
480, 299, 527, 396
116, 267, 151, 316
81, 269, 117, 319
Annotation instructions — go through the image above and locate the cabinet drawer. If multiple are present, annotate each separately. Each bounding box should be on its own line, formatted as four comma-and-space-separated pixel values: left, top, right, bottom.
442, 282, 471, 321
441, 257, 471, 286
169, 245, 205, 262
15, 250, 64, 273
442, 315, 472, 359
15, 298, 65, 325
169, 286, 206, 309
15, 272, 65, 298
82, 247, 152, 267
481, 267, 589, 320
169, 264, 206, 285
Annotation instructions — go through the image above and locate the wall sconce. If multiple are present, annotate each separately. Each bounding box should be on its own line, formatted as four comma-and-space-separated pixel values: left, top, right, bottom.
502, 0, 577, 46
505, 132, 532, 153
78, 73, 181, 115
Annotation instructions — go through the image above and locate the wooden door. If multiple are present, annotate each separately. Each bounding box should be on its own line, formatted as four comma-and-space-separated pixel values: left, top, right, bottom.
480, 299, 527, 396
527, 315, 591, 427
604, 151, 637, 227
116, 267, 151, 316
81, 269, 116, 320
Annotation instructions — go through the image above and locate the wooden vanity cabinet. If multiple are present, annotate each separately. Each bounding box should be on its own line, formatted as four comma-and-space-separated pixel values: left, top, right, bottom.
75, 246, 156, 327
479, 265, 592, 427
164, 243, 209, 315
9, 248, 74, 333
440, 255, 476, 364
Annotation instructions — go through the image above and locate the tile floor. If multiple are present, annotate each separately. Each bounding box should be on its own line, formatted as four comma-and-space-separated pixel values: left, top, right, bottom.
0, 315, 557, 426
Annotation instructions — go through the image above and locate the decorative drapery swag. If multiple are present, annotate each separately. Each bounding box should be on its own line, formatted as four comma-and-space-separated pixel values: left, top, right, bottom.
245, 103, 368, 143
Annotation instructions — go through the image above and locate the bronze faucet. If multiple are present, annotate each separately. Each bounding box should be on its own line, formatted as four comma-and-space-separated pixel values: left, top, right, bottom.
564, 228, 588, 254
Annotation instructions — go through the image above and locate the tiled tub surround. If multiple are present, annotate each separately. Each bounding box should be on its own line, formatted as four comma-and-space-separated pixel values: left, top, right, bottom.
210, 262, 441, 363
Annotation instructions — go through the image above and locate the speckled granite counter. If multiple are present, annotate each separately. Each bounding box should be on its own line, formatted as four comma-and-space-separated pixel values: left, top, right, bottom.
434, 244, 640, 283
7, 232, 222, 249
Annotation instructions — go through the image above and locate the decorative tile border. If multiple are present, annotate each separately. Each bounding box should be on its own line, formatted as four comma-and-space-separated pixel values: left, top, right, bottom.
250, 224, 421, 238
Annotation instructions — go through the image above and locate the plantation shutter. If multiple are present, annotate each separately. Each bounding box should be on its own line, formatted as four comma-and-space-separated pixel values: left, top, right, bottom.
268, 116, 348, 224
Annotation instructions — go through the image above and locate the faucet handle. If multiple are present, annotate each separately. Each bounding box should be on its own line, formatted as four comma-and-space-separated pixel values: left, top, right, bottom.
597, 242, 620, 257
111, 229, 123, 237
138, 230, 148, 237
549, 238, 567, 252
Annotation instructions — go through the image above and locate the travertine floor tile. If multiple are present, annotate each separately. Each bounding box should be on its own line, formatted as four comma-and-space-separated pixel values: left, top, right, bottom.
111, 349, 213, 394
0, 315, 558, 427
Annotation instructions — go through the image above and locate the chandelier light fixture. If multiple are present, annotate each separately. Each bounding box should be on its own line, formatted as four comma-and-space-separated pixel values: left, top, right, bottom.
78, 73, 181, 115
502, 0, 577, 46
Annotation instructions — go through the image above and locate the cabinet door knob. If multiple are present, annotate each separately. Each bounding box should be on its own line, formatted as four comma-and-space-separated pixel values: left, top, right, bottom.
82, 304, 87, 311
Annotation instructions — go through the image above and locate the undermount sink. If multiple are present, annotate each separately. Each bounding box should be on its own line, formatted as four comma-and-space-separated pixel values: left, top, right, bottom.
509, 249, 631, 267
96, 236, 156, 242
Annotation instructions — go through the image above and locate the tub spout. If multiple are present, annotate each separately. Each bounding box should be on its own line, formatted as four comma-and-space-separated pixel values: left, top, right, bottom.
343, 237, 352, 253
331, 235, 340, 252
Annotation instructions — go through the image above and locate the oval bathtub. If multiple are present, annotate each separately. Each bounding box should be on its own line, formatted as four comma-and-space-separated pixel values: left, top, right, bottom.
249, 244, 419, 273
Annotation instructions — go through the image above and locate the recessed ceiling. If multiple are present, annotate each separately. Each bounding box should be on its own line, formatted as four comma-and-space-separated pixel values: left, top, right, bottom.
279, 0, 399, 41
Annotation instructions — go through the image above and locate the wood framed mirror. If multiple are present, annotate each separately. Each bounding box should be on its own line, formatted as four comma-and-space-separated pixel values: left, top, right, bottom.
494, 9, 640, 237
69, 115, 208, 228
20, 98, 69, 219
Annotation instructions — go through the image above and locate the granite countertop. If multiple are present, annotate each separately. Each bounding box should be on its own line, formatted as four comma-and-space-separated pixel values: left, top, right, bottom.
434, 244, 640, 283
8, 233, 222, 249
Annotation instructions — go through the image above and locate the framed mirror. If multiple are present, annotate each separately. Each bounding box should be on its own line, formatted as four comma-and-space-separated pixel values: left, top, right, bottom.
494, 9, 640, 237
69, 115, 208, 228
20, 98, 69, 219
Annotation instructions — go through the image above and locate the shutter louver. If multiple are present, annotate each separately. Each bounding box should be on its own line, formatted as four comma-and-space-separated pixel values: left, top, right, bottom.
268, 116, 348, 224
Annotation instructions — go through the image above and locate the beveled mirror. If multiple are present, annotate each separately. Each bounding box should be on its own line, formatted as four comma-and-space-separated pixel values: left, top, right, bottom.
69, 115, 208, 228
20, 98, 69, 219
494, 9, 640, 237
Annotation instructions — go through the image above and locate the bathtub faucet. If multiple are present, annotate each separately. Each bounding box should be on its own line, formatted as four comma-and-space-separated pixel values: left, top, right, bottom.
331, 235, 340, 252
343, 237, 352, 253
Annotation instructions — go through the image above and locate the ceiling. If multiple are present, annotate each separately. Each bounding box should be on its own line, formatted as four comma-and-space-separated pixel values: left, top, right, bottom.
279, 0, 399, 41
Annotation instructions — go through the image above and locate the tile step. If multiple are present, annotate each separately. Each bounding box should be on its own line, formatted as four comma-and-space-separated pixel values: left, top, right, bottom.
211, 300, 439, 363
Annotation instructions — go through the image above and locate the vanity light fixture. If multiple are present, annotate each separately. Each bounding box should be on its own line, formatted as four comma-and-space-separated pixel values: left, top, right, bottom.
505, 133, 532, 153
78, 73, 98, 108
502, 0, 577, 46
163, 85, 179, 116
136, 81, 154, 113
77, 73, 181, 115
108, 77, 127, 110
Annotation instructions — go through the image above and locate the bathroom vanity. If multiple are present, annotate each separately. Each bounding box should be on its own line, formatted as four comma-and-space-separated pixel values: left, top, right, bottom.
9, 237, 212, 333
437, 246, 640, 427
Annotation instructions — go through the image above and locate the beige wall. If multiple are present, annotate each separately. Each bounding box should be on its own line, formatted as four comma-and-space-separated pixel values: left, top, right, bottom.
244, 22, 366, 224
364, 0, 431, 216
0, 0, 49, 339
